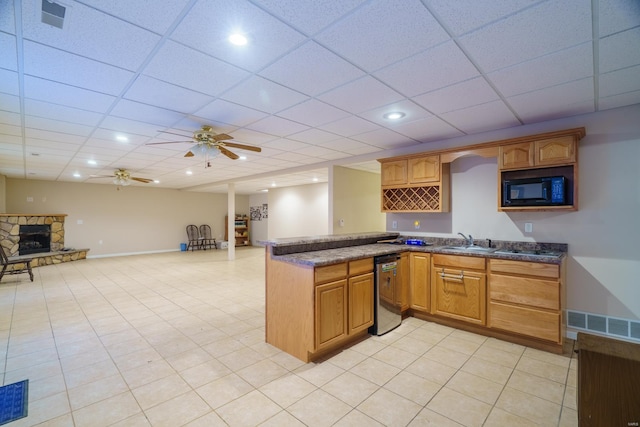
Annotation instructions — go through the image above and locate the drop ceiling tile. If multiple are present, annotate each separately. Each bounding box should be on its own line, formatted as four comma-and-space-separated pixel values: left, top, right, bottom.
23, 76, 116, 113
337, 144, 381, 156
428, 0, 541, 36
260, 41, 365, 96
413, 77, 499, 114
599, 27, 640, 73
170, 0, 306, 72
0, 94, 20, 113
0, 0, 14, 32
25, 138, 82, 153
24, 99, 103, 126
598, 65, 640, 97
262, 139, 311, 151
144, 41, 250, 96
320, 138, 378, 153
277, 99, 350, 127
440, 100, 520, 134
375, 41, 480, 97
80, 0, 192, 33
318, 76, 404, 114
507, 78, 595, 123
358, 99, 432, 127
599, 0, 640, 37
393, 116, 464, 143
458, 0, 592, 73
124, 75, 214, 113
599, 90, 640, 110
288, 128, 341, 144
316, 0, 449, 71
487, 43, 593, 97
222, 128, 277, 146
0, 32, 16, 71
271, 152, 313, 163
21, 1, 160, 70
0, 111, 21, 126
246, 115, 309, 137
0, 69, 18, 96
0, 123, 22, 137
25, 130, 86, 145
110, 100, 185, 128
221, 76, 308, 114
351, 128, 416, 149
254, 0, 367, 35
23, 41, 134, 94
318, 116, 380, 137
25, 116, 93, 136
194, 100, 269, 128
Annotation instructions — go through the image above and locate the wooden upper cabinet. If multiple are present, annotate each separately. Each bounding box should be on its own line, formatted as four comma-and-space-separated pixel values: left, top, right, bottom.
381, 160, 408, 186
535, 136, 576, 166
408, 155, 440, 183
499, 142, 534, 170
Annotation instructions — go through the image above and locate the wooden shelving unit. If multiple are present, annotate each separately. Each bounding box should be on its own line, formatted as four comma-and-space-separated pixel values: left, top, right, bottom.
225, 215, 250, 246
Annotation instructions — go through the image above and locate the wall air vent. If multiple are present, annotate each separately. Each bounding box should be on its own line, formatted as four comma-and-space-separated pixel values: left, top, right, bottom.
567, 310, 640, 343
41, 0, 66, 29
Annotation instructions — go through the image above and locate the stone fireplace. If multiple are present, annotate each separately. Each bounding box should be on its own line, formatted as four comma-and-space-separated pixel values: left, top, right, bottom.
0, 214, 86, 268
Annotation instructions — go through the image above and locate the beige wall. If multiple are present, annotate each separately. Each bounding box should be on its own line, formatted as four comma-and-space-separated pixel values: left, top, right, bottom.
0, 174, 5, 213
386, 104, 640, 321
268, 183, 328, 239
5, 179, 249, 256
331, 165, 385, 234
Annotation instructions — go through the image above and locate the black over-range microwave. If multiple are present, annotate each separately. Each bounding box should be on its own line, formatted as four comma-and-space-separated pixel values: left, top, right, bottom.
502, 176, 566, 207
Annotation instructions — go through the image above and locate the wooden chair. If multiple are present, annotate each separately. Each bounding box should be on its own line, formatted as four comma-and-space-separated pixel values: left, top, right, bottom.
199, 225, 217, 250
0, 244, 34, 282
186, 225, 201, 251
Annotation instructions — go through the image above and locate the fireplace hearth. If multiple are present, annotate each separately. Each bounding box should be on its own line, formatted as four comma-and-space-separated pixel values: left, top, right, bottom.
19, 224, 51, 255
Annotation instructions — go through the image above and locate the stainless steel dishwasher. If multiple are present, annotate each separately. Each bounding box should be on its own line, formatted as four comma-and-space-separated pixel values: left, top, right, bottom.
370, 254, 402, 335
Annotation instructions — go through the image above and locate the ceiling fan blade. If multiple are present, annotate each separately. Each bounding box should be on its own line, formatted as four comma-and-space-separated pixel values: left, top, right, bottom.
210, 133, 233, 142
218, 146, 239, 160
131, 177, 153, 183
88, 174, 115, 179
184, 151, 195, 157
146, 140, 192, 145
222, 142, 262, 152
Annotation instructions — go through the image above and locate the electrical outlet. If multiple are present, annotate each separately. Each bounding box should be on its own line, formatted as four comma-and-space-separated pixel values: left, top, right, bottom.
26, 196, 34, 202
392, 221, 397, 229
525, 222, 533, 233
77, 219, 83, 225
339, 219, 345, 227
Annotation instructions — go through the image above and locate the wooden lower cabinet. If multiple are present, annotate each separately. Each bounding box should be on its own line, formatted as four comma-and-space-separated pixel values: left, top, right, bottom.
315, 279, 348, 350
349, 273, 374, 335
409, 253, 430, 312
488, 259, 564, 345
431, 265, 486, 325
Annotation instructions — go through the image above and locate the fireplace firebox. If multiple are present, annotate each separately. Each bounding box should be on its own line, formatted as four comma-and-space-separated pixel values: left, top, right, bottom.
19, 224, 51, 255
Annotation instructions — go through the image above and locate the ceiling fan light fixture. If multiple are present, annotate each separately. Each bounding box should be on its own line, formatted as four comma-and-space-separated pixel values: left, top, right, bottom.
113, 177, 130, 186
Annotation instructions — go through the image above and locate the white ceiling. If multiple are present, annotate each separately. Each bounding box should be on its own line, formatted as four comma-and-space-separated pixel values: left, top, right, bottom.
1, 0, 639, 194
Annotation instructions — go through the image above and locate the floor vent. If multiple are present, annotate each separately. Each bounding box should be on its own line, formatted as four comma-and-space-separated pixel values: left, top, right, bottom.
41, 0, 66, 29
567, 310, 639, 343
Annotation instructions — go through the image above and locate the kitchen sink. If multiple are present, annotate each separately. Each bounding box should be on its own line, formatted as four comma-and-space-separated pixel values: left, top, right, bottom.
440, 246, 496, 253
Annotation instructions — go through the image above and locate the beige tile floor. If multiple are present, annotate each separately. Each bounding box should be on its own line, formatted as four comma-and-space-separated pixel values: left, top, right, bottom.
0, 247, 578, 426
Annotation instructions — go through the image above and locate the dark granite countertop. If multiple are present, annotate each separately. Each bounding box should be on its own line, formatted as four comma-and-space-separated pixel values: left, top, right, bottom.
266, 233, 567, 266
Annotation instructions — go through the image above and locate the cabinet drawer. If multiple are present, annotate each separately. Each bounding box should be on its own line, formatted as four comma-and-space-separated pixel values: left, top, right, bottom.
490, 274, 559, 310
433, 254, 485, 270
489, 301, 560, 343
489, 259, 559, 279
315, 263, 347, 284
349, 258, 373, 276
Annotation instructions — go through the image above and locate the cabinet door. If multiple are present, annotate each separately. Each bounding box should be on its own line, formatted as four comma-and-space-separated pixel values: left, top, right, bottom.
408, 155, 440, 183
315, 279, 348, 350
432, 268, 486, 325
535, 137, 576, 165
349, 273, 374, 335
410, 253, 430, 312
381, 160, 408, 186
499, 142, 534, 170
396, 252, 410, 311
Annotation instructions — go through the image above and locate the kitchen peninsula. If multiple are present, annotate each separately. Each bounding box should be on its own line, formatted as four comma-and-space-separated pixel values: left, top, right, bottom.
264, 233, 567, 362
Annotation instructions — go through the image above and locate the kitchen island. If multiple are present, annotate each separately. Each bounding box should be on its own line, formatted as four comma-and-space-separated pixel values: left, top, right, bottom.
264, 233, 567, 362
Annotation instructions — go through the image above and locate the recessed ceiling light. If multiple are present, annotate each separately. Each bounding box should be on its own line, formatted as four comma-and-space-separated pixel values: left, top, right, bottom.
87, 160, 97, 165
116, 135, 128, 142
383, 112, 405, 120
312, 177, 319, 182
239, 156, 247, 160
186, 171, 193, 175
229, 33, 248, 46
73, 172, 81, 178
153, 180, 160, 184
259, 189, 269, 192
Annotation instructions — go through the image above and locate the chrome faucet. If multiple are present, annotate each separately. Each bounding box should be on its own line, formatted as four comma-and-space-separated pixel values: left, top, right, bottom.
458, 232, 473, 246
